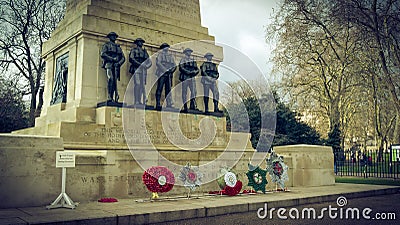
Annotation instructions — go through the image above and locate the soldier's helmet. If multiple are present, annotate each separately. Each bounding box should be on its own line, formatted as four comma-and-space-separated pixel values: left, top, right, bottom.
160, 43, 170, 49
183, 48, 193, 53
204, 52, 214, 58
134, 38, 145, 44
107, 32, 118, 38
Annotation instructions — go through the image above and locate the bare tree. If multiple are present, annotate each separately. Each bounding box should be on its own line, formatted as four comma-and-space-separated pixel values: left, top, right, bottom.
367, 57, 397, 158
335, 0, 400, 143
0, 0, 65, 126
267, 0, 365, 148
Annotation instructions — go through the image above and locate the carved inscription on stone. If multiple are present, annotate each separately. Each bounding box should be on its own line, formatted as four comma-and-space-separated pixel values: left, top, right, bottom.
126, 0, 200, 23
81, 175, 133, 184
68, 0, 201, 23
80, 174, 149, 194
83, 127, 228, 146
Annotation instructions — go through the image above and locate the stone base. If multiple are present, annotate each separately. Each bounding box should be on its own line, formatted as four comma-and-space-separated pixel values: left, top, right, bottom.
1, 133, 334, 208
179, 109, 224, 117
15, 105, 229, 142
0, 134, 64, 208
4, 107, 256, 208
274, 144, 335, 187
205, 111, 224, 117
97, 100, 123, 108
155, 106, 180, 112
64, 148, 254, 203
180, 109, 204, 115
0, 133, 254, 208
125, 104, 155, 110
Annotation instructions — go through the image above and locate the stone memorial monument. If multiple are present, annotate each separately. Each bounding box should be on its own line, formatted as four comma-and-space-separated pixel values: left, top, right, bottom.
0, 0, 334, 208
4, 0, 254, 207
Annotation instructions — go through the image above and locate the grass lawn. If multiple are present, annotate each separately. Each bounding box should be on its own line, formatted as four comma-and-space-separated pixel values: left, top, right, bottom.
336, 176, 400, 186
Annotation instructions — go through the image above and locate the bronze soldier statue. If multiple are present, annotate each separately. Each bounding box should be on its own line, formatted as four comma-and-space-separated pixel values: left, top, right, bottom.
179, 48, 199, 112
200, 52, 222, 114
155, 43, 176, 110
101, 32, 125, 102
129, 38, 152, 105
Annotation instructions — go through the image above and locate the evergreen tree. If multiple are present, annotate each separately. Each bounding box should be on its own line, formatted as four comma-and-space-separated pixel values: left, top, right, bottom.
326, 124, 341, 152
0, 79, 29, 132
225, 94, 322, 150
274, 99, 322, 146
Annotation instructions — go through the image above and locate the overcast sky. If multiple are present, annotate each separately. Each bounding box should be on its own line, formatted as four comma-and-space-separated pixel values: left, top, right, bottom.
199, 0, 279, 83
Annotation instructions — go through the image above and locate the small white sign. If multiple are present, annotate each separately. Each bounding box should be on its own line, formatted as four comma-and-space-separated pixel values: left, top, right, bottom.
56, 151, 76, 168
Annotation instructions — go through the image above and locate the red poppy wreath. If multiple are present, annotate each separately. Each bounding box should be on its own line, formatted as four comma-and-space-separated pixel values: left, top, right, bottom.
142, 166, 175, 193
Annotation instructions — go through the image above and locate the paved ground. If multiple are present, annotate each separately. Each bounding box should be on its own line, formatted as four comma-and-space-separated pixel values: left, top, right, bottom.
158, 193, 400, 225
0, 183, 399, 225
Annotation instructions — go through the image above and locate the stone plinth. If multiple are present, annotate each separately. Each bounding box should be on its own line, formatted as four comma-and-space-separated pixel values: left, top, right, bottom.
28, 107, 234, 149
64, 146, 254, 204
3, 107, 256, 208
274, 144, 335, 187
0, 137, 254, 208
0, 135, 64, 208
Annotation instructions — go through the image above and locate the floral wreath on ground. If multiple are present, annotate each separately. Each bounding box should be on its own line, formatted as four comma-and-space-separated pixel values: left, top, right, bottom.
266, 151, 289, 190
142, 166, 175, 198
246, 163, 268, 193
178, 162, 202, 191
216, 168, 242, 196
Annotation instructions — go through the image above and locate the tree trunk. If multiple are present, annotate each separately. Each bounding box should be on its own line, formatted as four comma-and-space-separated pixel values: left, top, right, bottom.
29, 90, 37, 127
35, 86, 44, 118
329, 98, 341, 133
393, 113, 400, 144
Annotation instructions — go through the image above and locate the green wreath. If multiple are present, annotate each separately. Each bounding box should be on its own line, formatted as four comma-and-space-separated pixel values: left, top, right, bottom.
246, 163, 268, 193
